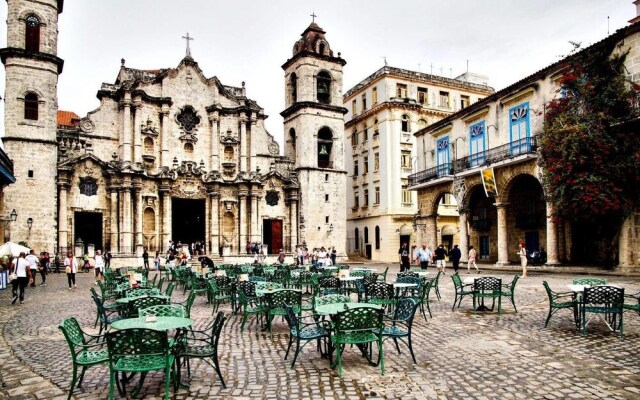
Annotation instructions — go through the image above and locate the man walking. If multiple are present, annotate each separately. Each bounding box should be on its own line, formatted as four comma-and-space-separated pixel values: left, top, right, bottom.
142, 249, 150, 270
398, 242, 410, 272
25, 250, 40, 287
450, 245, 462, 274
414, 242, 432, 270
434, 244, 448, 274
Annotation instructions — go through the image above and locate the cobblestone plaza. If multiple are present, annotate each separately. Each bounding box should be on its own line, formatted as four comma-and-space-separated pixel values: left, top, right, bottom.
0, 268, 639, 400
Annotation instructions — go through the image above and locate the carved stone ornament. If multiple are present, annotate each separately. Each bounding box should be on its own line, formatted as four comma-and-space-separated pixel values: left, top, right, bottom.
79, 177, 98, 196
141, 119, 160, 137
176, 105, 201, 144
79, 118, 95, 133
453, 176, 467, 212
265, 190, 279, 206
268, 141, 279, 156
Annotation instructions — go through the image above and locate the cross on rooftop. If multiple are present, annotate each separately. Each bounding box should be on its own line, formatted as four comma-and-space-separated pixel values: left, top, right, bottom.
182, 32, 194, 58
310, 12, 317, 23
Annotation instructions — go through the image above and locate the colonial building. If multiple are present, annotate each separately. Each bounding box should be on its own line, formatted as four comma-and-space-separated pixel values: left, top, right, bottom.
0, 0, 347, 261
410, 21, 640, 269
343, 66, 493, 262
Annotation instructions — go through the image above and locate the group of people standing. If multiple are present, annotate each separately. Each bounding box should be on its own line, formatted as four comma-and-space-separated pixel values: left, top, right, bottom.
295, 246, 337, 267
399, 242, 479, 274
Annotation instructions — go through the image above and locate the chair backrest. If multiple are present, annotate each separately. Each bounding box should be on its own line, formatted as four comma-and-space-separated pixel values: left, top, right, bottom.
313, 294, 352, 308
127, 296, 169, 318
451, 273, 464, 289
59, 317, 86, 348
474, 277, 502, 293
365, 282, 394, 300
542, 281, 553, 299
335, 306, 384, 333
573, 277, 607, 286
394, 297, 419, 326
127, 288, 160, 297
583, 286, 624, 310
164, 282, 176, 297
420, 279, 434, 300
91, 293, 107, 319
184, 290, 197, 318
155, 276, 165, 292
507, 275, 520, 291
350, 270, 368, 278
283, 302, 300, 333
319, 276, 340, 290
397, 271, 418, 279
210, 311, 227, 351
363, 273, 379, 286
139, 304, 185, 318
268, 289, 301, 310
249, 276, 267, 282
237, 281, 257, 297
396, 276, 422, 288
106, 328, 168, 361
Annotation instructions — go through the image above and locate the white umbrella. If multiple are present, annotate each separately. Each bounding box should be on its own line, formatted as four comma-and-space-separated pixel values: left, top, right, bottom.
0, 242, 31, 257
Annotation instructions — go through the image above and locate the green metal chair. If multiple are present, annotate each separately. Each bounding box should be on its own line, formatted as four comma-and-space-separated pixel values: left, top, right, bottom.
126, 296, 169, 318
249, 276, 267, 282
139, 304, 186, 318
364, 282, 395, 310
283, 303, 330, 369
155, 276, 165, 293
317, 276, 341, 296
90, 287, 120, 328
312, 293, 352, 312
572, 277, 607, 286
395, 276, 422, 298
126, 288, 160, 298
473, 277, 502, 314
164, 282, 176, 298
330, 306, 385, 378
59, 318, 109, 400
432, 271, 443, 300
175, 311, 227, 388
266, 289, 302, 337
418, 279, 435, 319
106, 328, 175, 400
500, 275, 520, 313
207, 280, 232, 314
451, 274, 474, 311
381, 297, 419, 364
542, 281, 578, 328
92, 294, 123, 335
376, 267, 389, 283
580, 285, 624, 337
238, 290, 265, 332
623, 290, 640, 316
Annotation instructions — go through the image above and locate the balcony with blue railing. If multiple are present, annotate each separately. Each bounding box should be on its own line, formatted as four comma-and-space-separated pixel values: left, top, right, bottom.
409, 136, 538, 188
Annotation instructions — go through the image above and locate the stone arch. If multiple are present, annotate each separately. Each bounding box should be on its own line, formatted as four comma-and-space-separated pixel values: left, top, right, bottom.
427, 187, 454, 216
143, 207, 156, 250
17, 9, 48, 25
316, 70, 332, 104
289, 73, 297, 103
143, 137, 154, 155
317, 126, 333, 168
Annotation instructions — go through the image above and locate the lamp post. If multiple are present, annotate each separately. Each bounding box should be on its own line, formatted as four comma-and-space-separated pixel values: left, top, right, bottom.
27, 217, 33, 237
0, 209, 17, 226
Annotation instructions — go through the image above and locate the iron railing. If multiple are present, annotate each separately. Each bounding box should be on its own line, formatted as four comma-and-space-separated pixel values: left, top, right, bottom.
409, 136, 538, 187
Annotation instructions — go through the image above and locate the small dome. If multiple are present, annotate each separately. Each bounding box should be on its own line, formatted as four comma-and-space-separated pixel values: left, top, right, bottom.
292, 22, 333, 57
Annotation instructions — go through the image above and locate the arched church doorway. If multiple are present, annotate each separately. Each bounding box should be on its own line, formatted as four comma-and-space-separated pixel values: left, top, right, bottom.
74, 211, 103, 253
172, 198, 205, 249
263, 219, 283, 255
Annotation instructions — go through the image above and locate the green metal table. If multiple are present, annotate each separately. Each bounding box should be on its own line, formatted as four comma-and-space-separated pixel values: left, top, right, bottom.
114, 295, 170, 304
110, 316, 192, 331
314, 302, 381, 315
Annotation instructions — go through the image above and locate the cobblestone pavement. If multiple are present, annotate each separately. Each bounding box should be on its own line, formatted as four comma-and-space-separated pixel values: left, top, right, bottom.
1, 268, 639, 400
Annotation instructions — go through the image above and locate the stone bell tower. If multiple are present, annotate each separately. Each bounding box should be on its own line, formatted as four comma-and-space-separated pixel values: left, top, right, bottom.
0, 0, 64, 251
281, 21, 347, 256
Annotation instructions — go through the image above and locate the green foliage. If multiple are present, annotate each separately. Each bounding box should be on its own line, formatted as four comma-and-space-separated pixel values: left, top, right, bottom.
540, 40, 640, 221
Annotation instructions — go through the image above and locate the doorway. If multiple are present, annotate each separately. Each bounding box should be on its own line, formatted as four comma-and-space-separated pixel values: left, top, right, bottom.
74, 212, 103, 253
263, 219, 282, 254
172, 198, 205, 248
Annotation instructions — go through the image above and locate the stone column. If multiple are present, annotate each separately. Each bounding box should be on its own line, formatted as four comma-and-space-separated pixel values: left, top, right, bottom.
160, 106, 170, 167
617, 214, 634, 268
250, 191, 259, 243
134, 182, 143, 256
205, 194, 211, 254
160, 186, 171, 252
58, 182, 70, 251
424, 214, 437, 250
458, 209, 469, 262
209, 114, 219, 171
496, 202, 510, 265
289, 196, 298, 252
248, 113, 257, 171
120, 180, 133, 253
109, 188, 118, 252
122, 92, 132, 163
133, 101, 142, 164
239, 116, 247, 172
545, 201, 560, 265
238, 190, 248, 251
209, 190, 220, 255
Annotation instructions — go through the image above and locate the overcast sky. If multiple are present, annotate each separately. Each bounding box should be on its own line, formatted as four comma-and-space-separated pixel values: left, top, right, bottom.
0, 0, 634, 149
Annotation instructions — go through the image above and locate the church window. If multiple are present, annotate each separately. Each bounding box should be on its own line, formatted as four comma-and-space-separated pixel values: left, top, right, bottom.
319, 42, 326, 55
373, 118, 379, 137
176, 105, 200, 133
374, 153, 379, 172
79, 178, 98, 197
509, 102, 530, 155
290, 73, 297, 103
25, 14, 40, 52
372, 87, 378, 105
325, 216, 329, 224
184, 143, 194, 153
325, 194, 329, 202
317, 127, 333, 168
364, 227, 369, 243
375, 226, 380, 250
24, 92, 39, 120
418, 87, 428, 105
361, 94, 367, 111
354, 228, 360, 250
396, 83, 407, 99
401, 114, 410, 132
288, 128, 296, 160
224, 146, 234, 160
144, 137, 154, 154
27, 170, 34, 178
317, 71, 332, 104
325, 174, 329, 182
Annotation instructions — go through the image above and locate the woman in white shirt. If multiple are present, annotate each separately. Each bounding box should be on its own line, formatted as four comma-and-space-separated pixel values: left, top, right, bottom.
94, 250, 104, 285
64, 251, 79, 290
10, 252, 31, 304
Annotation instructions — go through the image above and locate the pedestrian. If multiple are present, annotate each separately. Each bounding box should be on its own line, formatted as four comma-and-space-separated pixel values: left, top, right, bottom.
518, 241, 528, 278
277, 248, 286, 264
246, 241, 251, 255
468, 245, 479, 273
10, 252, 32, 304
64, 251, 78, 290
94, 250, 104, 285
142, 248, 149, 270
25, 250, 40, 287
82, 252, 91, 273
154, 251, 161, 270
434, 244, 448, 274
104, 250, 111, 269
38, 252, 48, 285
450, 245, 462, 274
331, 246, 337, 266
53, 252, 61, 273
414, 242, 432, 270
398, 242, 410, 272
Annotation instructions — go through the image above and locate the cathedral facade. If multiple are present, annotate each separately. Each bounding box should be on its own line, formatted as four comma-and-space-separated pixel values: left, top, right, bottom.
1, 0, 347, 260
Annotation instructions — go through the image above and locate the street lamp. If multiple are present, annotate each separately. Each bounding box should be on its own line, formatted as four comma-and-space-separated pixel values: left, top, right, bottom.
0, 209, 17, 226
27, 217, 33, 236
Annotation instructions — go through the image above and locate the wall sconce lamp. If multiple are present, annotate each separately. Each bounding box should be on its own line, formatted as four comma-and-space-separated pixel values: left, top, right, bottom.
0, 209, 18, 226
27, 217, 33, 236
328, 224, 334, 234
